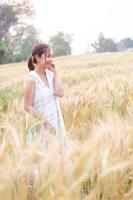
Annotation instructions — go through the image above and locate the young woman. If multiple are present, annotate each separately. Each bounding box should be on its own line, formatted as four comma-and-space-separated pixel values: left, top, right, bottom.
24, 43, 65, 145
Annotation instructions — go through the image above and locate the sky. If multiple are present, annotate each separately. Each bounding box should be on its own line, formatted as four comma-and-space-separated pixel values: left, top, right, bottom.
32, 0, 133, 55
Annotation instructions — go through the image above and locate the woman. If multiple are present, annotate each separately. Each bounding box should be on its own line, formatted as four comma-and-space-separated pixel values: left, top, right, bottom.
24, 43, 65, 146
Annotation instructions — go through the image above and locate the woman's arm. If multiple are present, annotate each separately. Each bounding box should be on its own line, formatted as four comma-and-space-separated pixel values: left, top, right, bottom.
24, 78, 56, 133
53, 71, 64, 97
49, 64, 64, 97
24, 78, 48, 122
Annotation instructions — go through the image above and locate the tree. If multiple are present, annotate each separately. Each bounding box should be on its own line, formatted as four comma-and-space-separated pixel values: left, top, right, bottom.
0, 4, 17, 42
117, 37, 133, 51
0, 0, 34, 41
0, 0, 38, 63
12, 25, 39, 62
0, 41, 7, 63
49, 32, 73, 56
91, 33, 118, 52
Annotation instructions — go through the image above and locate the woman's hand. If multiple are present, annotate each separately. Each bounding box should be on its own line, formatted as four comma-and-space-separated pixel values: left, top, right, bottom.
40, 114, 56, 134
46, 121, 56, 134
49, 62, 57, 74
48, 62, 64, 97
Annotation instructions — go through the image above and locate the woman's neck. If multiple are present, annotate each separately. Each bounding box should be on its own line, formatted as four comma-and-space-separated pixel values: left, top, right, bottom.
34, 65, 46, 75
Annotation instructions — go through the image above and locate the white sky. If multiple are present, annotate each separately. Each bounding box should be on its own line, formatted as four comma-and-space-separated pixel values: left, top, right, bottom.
32, 0, 133, 55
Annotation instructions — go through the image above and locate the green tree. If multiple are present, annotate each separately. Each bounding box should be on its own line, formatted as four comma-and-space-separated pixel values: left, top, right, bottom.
0, 0, 37, 63
92, 33, 118, 52
49, 32, 72, 56
117, 37, 133, 51
12, 25, 39, 62
0, 0, 34, 41
0, 4, 17, 41
0, 41, 7, 63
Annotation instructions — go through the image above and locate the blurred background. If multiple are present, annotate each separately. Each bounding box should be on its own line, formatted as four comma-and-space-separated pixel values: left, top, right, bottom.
1, 0, 133, 64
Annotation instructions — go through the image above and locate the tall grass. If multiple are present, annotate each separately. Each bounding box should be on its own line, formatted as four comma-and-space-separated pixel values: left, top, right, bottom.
0, 52, 133, 199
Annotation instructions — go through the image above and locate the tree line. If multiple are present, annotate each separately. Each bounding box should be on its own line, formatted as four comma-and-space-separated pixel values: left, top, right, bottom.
0, 1, 133, 64
0, 0, 72, 64
91, 33, 133, 53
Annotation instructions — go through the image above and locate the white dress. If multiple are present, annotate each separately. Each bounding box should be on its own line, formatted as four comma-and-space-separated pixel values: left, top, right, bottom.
25, 69, 66, 146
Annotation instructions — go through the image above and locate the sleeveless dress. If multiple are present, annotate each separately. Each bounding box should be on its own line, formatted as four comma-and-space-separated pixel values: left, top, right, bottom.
25, 69, 66, 148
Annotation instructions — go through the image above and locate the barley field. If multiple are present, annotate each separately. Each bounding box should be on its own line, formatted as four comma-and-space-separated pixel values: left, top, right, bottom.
0, 52, 133, 199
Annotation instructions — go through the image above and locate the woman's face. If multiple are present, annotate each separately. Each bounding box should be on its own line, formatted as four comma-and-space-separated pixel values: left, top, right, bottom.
40, 48, 54, 69
45, 48, 54, 68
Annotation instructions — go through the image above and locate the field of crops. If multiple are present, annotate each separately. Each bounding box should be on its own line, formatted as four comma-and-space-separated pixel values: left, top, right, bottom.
0, 52, 133, 199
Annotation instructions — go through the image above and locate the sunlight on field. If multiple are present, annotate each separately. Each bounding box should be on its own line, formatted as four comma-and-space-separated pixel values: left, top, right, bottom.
0, 52, 133, 199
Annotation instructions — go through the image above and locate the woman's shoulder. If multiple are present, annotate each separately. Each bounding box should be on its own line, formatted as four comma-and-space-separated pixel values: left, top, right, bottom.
24, 76, 35, 89
28, 70, 36, 77
27, 71, 37, 81
24, 71, 36, 85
